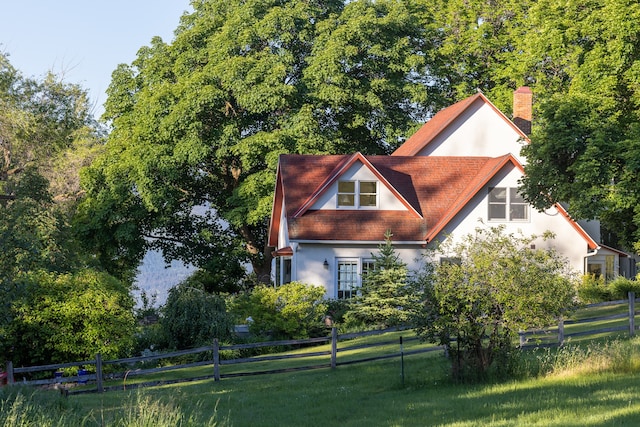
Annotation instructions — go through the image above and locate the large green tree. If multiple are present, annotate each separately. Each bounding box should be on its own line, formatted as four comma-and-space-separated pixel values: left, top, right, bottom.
77, 0, 442, 283
0, 54, 133, 366
518, 0, 640, 251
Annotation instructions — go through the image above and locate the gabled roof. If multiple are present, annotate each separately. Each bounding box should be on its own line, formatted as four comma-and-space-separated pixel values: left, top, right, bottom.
392, 92, 529, 156
292, 152, 421, 219
268, 153, 599, 249
270, 154, 508, 244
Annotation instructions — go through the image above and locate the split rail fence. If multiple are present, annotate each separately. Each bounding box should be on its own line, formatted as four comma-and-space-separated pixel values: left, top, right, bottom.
3, 292, 639, 394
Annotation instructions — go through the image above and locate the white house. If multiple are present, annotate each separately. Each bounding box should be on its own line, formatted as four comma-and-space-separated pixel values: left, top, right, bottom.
268, 88, 634, 299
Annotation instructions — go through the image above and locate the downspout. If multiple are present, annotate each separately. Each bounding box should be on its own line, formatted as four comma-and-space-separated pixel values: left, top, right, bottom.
583, 246, 600, 274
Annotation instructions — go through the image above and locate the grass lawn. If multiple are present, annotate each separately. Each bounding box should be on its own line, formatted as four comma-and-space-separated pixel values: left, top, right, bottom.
62, 335, 640, 427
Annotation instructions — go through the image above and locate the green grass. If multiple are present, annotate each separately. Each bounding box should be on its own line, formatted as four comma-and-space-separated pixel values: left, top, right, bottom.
4, 333, 638, 426
5, 313, 640, 426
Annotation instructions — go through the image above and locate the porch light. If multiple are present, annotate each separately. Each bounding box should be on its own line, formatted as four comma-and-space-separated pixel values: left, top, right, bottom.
323, 259, 329, 269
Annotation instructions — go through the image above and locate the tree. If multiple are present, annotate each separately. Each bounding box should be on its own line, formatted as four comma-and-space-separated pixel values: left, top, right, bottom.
518, 0, 640, 251
346, 230, 418, 328
76, 0, 443, 283
4, 270, 135, 366
0, 53, 130, 366
427, 0, 535, 112
414, 227, 576, 381
161, 280, 233, 349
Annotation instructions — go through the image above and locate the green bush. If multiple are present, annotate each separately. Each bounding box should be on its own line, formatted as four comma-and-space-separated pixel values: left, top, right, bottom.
4, 269, 135, 366
577, 274, 613, 303
609, 276, 640, 300
577, 275, 640, 303
161, 281, 233, 350
231, 282, 328, 340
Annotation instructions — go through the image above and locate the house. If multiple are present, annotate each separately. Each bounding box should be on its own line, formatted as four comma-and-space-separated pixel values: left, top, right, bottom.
268, 88, 635, 299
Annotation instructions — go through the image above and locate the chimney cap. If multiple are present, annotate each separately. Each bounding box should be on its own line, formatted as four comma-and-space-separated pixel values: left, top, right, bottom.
514, 86, 532, 94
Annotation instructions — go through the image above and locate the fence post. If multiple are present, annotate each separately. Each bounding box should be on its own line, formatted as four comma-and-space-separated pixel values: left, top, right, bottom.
213, 339, 220, 381
95, 354, 104, 393
6, 361, 14, 385
331, 327, 337, 369
558, 317, 564, 346
518, 331, 526, 347
629, 292, 636, 337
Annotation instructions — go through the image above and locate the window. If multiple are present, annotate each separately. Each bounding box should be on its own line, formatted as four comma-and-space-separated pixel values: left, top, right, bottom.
275, 257, 291, 286
359, 182, 377, 207
337, 260, 359, 299
488, 187, 529, 221
336, 258, 375, 299
337, 180, 377, 208
338, 181, 355, 207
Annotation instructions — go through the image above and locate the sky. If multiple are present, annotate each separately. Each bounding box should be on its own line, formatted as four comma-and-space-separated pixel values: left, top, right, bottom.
0, 0, 192, 119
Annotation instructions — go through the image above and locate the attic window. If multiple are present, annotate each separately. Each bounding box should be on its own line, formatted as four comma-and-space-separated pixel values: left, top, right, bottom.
488, 187, 529, 221
337, 180, 377, 208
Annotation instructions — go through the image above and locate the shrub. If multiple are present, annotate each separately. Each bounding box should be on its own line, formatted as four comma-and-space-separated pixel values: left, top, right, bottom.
577, 275, 640, 303
232, 282, 328, 340
161, 281, 233, 349
609, 276, 640, 300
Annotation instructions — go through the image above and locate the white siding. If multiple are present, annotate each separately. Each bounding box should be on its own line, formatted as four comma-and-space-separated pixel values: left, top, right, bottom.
416, 100, 527, 164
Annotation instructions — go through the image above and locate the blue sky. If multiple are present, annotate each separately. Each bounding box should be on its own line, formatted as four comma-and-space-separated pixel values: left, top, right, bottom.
0, 0, 192, 118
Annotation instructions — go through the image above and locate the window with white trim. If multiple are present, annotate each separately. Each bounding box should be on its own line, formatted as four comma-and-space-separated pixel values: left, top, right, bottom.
336, 258, 375, 299
337, 260, 359, 299
337, 180, 377, 208
488, 187, 529, 221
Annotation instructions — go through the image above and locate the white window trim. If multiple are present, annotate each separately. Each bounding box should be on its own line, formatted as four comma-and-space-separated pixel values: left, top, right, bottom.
488, 186, 530, 222
336, 180, 378, 209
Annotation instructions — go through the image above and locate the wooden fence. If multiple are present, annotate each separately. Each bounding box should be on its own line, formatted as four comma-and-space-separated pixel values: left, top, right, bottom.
3, 327, 438, 395
519, 292, 638, 347
3, 293, 639, 394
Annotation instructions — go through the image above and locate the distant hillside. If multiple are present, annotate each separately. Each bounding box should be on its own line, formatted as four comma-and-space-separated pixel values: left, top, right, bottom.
134, 250, 195, 307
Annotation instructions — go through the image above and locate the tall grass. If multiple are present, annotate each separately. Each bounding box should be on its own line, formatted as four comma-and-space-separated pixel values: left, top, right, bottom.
0, 387, 227, 427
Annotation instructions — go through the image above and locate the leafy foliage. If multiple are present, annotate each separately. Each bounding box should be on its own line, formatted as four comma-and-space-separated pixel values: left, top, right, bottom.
161, 280, 233, 349
518, 0, 640, 251
78, 0, 444, 282
577, 274, 640, 303
231, 281, 328, 340
4, 270, 135, 366
414, 227, 577, 381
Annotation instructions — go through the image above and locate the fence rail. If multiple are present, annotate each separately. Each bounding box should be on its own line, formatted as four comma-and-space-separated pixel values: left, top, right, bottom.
4, 292, 639, 394
3, 327, 439, 394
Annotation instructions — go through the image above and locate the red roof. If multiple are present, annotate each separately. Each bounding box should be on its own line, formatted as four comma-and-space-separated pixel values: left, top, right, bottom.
269, 154, 520, 244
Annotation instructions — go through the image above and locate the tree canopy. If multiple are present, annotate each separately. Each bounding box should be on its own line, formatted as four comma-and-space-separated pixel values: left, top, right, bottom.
518, 0, 640, 252
76, 0, 445, 282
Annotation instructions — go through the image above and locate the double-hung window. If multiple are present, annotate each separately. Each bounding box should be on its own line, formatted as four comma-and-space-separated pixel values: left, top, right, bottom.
488, 187, 529, 221
336, 258, 375, 299
337, 260, 359, 299
337, 180, 377, 208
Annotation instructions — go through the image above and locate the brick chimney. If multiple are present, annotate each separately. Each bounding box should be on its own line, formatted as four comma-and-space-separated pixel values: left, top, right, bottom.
513, 86, 532, 135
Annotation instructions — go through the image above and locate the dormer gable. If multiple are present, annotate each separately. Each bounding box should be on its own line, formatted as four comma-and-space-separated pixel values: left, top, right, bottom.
292, 152, 421, 218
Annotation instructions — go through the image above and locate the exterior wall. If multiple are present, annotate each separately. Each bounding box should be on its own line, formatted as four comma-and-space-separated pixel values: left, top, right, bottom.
280, 164, 597, 297
416, 100, 526, 164
288, 242, 425, 298
428, 164, 591, 275
311, 162, 407, 211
